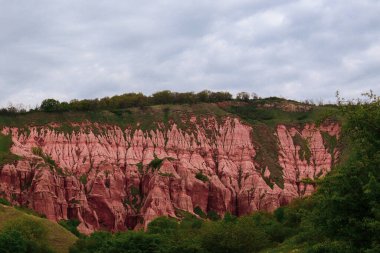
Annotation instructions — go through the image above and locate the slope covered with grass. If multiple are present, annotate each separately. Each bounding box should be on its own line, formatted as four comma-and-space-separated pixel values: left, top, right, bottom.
0, 204, 77, 253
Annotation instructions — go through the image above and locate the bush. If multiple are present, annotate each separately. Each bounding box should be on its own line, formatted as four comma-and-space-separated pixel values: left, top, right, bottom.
195, 171, 209, 182
0, 197, 10, 206
200, 217, 270, 253
40, 99, 60, 112
207, 210, 220, 221
194, 206, 207, 219
70, 231, 163, 253
147, 217, 178, 235
59, 219, 81, 237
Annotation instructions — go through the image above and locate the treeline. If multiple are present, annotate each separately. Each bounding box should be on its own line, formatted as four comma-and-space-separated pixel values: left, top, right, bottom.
38, 90, 259, 112
70, 208, 301, 253
0, 90, 259, 114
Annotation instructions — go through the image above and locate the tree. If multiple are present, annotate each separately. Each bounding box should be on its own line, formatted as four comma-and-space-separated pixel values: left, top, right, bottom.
236, 92, 250, 101
40, 99, 60, 112
305, 92, 380, 251
152, 90, 175, 104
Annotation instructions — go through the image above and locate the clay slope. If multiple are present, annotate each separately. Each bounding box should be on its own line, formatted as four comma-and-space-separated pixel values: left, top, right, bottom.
0, 117, 339, 233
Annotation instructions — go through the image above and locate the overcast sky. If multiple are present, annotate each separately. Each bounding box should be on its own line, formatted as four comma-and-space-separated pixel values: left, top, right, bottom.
1, 0, 380, 107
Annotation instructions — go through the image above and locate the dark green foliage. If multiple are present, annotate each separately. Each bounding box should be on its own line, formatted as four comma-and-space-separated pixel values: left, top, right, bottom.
147, 217, 179, 235
0, 197, 10, 206
35, 90, 233, 113
207, 210, 220, 221
321, 131, 338, 165
200, 216, 270, 253
69, 231, 112, 253
59, 219, 81, 237
0, 218, 53, 253
195, 171, 209, 182
300, 94, 380, 251
0, 229, 29, 253
149, 154, 164, 171
40, 99, 61, 112
71, 212, 292, 253
79, 174, 87, 184
194, 206, 207, 219
70, 231, 163, 253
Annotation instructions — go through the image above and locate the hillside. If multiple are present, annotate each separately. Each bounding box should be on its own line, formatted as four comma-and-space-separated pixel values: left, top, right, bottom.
0, 204, 77, 253
0, 97, 342, 234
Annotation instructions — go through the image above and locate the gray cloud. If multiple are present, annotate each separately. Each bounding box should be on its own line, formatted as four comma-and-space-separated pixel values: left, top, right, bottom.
0, 0, 380, 107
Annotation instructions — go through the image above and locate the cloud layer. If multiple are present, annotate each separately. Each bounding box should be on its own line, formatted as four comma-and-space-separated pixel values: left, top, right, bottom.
1, 0, 380, 107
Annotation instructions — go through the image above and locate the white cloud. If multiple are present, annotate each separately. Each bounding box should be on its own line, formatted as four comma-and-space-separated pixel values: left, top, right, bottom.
0, 0, 379, 107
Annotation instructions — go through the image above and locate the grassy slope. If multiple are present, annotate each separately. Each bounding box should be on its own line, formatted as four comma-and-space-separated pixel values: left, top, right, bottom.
0, 102, 228, 130
0, 204, 77, 253
0, 132, 19, 167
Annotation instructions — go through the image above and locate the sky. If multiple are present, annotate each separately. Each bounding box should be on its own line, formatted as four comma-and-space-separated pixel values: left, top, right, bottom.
0, 0, 380, 108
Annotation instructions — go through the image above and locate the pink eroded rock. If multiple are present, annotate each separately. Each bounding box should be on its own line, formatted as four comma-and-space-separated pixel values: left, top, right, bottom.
0, 117, 340, 233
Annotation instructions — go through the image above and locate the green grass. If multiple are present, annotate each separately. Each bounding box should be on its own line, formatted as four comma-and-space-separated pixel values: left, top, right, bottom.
224, 104, 340, 127
292, 133, 311, 165
0, 133, 12, 153
0, 204, 77, 253
0, 133, 20, 168
260, 242, 308, 253
251, 124, 284, 188
0, 103, 228, 134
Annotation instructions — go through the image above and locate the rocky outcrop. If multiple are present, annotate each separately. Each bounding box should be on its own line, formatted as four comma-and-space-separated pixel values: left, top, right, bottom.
0, 117, 339, 233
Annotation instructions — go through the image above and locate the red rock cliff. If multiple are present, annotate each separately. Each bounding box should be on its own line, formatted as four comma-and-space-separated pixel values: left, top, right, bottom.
0, 117, 339, 233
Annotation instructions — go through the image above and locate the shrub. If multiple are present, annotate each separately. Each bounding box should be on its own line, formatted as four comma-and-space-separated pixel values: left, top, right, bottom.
59, 219, 81, 237
195, 171, 209, 182
207, 210, 220, 221
0, 197, 11, 206
147, 217, 178, 235
194, 206, 207, 219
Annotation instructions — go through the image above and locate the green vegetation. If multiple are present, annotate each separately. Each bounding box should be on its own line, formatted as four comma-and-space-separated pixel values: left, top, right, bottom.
14, 206, 47, 218
32, 147, 57, 168
292, 133, 311, 164
195, 171, 209, 182
0, 133, 19, 168
321, 131, 338, 165
79, 174, 87, 185
251, 124, 283, 188
58, 219, 81, 237
0, 198, 10, 206
194, 206, 207, 219
36, 90, 233, 113
206, 210, 221, 221
0, 204, 77, 253
70, 208, 299, 253
123, 186, 144, 214
148, 154, 164, 171
224, 99, 340, 127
